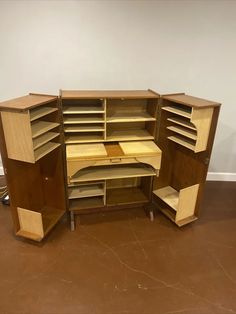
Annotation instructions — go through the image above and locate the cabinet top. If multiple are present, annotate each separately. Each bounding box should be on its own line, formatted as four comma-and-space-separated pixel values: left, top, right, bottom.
163, 94, 221, 108
0, 94, 58, 111
60, 90, 160, 99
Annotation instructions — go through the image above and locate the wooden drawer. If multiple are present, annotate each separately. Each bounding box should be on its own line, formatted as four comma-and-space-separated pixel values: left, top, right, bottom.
94, 157, 137, 166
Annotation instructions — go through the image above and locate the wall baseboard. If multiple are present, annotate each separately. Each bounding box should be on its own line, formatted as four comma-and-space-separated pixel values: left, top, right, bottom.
207, 172, 236, 181
0, 166, 235, 181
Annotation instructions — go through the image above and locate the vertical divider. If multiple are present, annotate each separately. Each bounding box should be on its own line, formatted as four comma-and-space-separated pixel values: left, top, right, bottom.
103, 98, 107, 140
103, 180, 107, 205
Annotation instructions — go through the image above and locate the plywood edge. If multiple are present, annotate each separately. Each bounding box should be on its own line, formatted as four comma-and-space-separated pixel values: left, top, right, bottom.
17, 207, 44, 239
1, 111, 35, 162
191, 107, 214, 152
176, 184, 199, 221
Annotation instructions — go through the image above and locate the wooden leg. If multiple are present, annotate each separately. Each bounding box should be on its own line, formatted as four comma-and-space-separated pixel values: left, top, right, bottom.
70, 211, 75, 231
145, 203, 155, 222
149, 210, 154, 222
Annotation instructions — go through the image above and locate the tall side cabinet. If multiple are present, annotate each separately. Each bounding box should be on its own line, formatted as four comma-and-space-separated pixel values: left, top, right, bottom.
0, 94, 66, 241
0, 90, 220, 242
153, 93, 220, 226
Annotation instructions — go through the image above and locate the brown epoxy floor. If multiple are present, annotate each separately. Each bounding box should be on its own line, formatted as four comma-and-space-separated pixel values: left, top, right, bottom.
0, 181, 236, 314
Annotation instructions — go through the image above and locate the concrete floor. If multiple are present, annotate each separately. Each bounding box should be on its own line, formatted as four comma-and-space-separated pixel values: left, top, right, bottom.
0, 181, 236, 314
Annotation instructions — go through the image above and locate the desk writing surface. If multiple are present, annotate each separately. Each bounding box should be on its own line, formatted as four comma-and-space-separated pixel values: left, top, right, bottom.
66, 143, 107, 159
119, 141, 161, 155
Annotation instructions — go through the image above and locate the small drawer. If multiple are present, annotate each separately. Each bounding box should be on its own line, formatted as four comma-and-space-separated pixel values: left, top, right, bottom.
94, 157, 137, 166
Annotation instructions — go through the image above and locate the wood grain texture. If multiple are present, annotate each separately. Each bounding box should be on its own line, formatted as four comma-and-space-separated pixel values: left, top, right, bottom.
17, 207, 44, 239
0, 94, 57, 111
1, 110, 34, 162
162, 94, 220, 108
61, 90, 160, 99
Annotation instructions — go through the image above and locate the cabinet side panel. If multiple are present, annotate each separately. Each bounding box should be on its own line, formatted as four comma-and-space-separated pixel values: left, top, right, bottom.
1, 111, 34, 162
39, 147, 66, 211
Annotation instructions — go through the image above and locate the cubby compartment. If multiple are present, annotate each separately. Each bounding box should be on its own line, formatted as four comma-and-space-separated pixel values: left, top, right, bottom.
62, 98, 106, 144
65, 132, 105, 144
16, 206, 65, 241
68, 181, 105, 199
153, 184, 199, 226
64, 124, 105, 133
68, 181, 106, 211
62, 98, 105, 114
106, 177, 152, 206
106, 98, 157, 123
106, 121, 155, 141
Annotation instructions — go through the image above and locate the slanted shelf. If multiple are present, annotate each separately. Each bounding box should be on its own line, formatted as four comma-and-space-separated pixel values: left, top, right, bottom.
70, 164, 156, 183
16, 207, 65, 241
30, 106, 58, 122
153, 184, 199, 226
162, 97, 214, 152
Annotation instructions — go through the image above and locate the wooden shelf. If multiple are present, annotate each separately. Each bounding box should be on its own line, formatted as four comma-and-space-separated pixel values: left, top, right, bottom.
167, 117, 196, 131
34, 142, 60, 161
64, 125, 105, 132
107, 187, 148, 206
106, 129, 154, 141
68, 184, 105, 199
31, 121, 60, 138
167, 125, 197, 140
69, 197, 104, 211
70, 164, 155, 183
63, 106, 104, 114
30, 107, 58, 121
168, 135, 195, 151
154, 186, 179, 211
65, 134, 104, 144
162, 106, 191, 118
33, 132, 60, 150
63, 116, 104, 124
107, 112, 155, 123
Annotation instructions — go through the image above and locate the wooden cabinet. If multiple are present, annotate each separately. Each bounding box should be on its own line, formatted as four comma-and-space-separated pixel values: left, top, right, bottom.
0, 90, 220, 241
61, 90, 161, 230
0, 94, 66, 241
153, 93, 220, 226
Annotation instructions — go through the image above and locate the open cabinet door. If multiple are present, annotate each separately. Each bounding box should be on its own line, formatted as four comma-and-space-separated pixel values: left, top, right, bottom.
153, 93, 221, 226
0, 93, 66, 241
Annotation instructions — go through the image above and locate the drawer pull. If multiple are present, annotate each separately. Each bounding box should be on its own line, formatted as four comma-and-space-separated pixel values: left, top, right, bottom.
110, 158, 121, 163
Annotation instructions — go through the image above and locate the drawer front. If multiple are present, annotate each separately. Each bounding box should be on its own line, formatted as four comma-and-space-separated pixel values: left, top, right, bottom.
94, 157, 137, 166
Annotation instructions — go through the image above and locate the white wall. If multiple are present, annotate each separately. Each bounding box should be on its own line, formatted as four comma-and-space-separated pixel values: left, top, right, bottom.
0, 0, 235, 177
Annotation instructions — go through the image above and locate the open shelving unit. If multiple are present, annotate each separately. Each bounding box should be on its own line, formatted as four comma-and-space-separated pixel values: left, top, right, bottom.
0, 96, 61, 163
62, 97, 106, 144
162, 97, 214, 153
